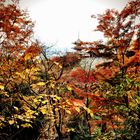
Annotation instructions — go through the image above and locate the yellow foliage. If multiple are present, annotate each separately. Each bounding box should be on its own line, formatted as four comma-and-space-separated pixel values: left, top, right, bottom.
50, 83, 55, 88
24, 54, 31, 60
85, 108, 94, 118
13, 106, 19, 112
0, 116, 5, 121
32, 82, 46, 89
15, 72, 25, 79
67, 128, 75, 132
8, 120, 15, 125
36, 82, 46, 86
21, 123, 32, 128
67, 84, 73, 91
74, 106, 80, 113
40, 108, 47, 115
0, 85, 4, 90
50, 95, 61, 100
42, 100, 48, 104
33, 98, 38, 103
65, 109, 71, 114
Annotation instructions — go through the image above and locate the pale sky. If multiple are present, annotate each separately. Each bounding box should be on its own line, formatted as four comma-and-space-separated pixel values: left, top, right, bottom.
20, 0, 130, 52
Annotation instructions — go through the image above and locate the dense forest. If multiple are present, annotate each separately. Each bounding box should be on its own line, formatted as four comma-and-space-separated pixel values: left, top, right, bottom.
0, 0, 140, 140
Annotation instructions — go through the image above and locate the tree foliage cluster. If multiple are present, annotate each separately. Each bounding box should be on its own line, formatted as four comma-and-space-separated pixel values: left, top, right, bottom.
0, 0, 140, 140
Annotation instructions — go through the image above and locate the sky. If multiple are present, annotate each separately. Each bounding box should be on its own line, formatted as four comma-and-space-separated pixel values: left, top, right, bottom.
20, 0, 130, 52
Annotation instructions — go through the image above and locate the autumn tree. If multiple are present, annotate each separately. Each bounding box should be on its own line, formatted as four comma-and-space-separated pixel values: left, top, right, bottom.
0, 1, 81, 137
0, 1, 43, 139
67, 0, 140, 139
0, 0, 140, 140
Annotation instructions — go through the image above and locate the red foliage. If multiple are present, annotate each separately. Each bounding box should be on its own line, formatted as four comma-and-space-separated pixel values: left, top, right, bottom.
70, 67, 96, 83
51, 56, 62, 63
